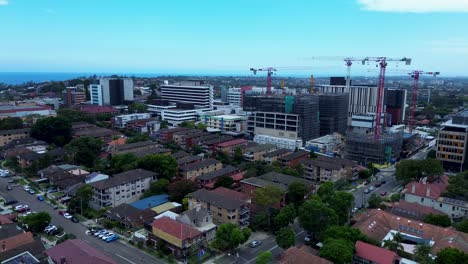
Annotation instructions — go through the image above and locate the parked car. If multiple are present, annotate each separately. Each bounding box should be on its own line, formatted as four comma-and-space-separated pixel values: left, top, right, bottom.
380, 191, 387, 196
6, 185, 12, 191
364, 180, 370, 185
4, 199, 18, 205
105, 235, 119, 242
380, 180, 387, 184
51, 204, 58, 210
71, 217, 79, 223
249, 240, 262, 248
364, 188, 369, 194
63, 213, 72, 219
99, 231, 111, 238
37, 195, 45, 201
47, 189, 58, 193
369, 186, 376, 191
15, 205, 30, 212
7, 179, 14, 183
102, 233, 115, 240
58, 210, 66, 216
304, 235, 313, 242
23, 186, 30, 192
94, 229, 106, 237
28, 189, 35, 195
374, 183, 382, 188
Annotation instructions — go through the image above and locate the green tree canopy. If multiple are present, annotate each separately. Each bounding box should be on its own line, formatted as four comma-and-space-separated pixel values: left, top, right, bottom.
128, 102, 148, 113
298, 199, 338, 240
322, 226, 369, 244
317, 181, 335, 201
142, 179, 169, 199
414, 244, 434, 264
179, 121, 196, 128
68, 185, 94, 214
424, 214, 451, 227
22, 212, 51, 233
276, 227, 295, 249
232, 147, 244, 165
212, 223, 251, 252
319, 238, 354, 264
329, 191, 354, 225
255, 186, 284, 208
368, 194, 383, 209
197, 122, 207, 131
256, 251, 272, 264
435, 247, 468, 264
0, 117, 23, 130
126, 133, 150, 144
214, 175, 234, 189
167, 179, 198, 203
273, 204, 296, 231
383, 232, 403, 253
136, 154, 177, 180
396, 159, 443, 183
65, 137, 103, 167
455, 219, 468, 233
444, 171, 468, 201
30, 116, 72, 146
287, 181, 308, 208
57, 108, 95, 123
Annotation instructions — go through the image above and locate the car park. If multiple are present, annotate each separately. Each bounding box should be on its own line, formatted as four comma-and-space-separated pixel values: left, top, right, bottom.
4, 199, 18, 205
15, 205, 29, 212
99, 231, 111, 238
71, 217, 79, 223
94, 229, 106, 237
105, 234, 119, 242
63, 213, 72, 219
249, 240, 262, 248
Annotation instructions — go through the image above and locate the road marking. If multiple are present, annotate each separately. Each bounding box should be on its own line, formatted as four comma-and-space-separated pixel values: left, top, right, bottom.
115, 254, 136, 264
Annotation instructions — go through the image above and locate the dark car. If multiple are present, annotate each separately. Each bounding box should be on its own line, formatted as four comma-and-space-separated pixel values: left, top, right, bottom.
71, 217, 79, 223
381, 180, 387, 184
4, 199, 18, 205
375, 183, 382, 188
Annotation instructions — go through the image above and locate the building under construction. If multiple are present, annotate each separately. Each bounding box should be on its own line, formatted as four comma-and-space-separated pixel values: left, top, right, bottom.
318, 93, 349, 136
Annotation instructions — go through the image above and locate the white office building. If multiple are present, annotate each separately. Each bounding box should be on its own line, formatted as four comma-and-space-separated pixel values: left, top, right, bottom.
89, 84, 103, 106
161, 81, 213, 109
254, 134, 303, 150
114, 113, 151, 128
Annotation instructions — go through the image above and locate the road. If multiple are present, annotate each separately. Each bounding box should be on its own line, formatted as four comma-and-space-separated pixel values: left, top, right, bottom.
0, 177, 164, 264
351, 168, 399, 208
410, 145, 434, 160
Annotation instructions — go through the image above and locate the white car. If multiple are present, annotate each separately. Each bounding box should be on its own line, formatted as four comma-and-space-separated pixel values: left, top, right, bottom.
63, 213, 72, 219
23, 186, 30, 191
369, 186, 376, 191
98, 231, 110, 238
94, 230, 106, 236
102, 233, 114, 240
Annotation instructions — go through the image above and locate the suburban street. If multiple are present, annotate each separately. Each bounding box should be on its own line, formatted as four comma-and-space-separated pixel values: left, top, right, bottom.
351, 168, 399, 208
0, 177, 163, 264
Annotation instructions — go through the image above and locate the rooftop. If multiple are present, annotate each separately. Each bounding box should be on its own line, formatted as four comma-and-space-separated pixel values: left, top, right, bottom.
216, 138, 248, 148
211, 187, 250, 202
263, 148, 291, 158
188, 189, 246, 210
0, 128, 30, 135
179, 158, 221, 172
196, 165, 239, 181
91, 169, 156, 190
387, 200, 445, 221
278, 150, 309, 161
241, 171, 313, 191
130, 194, 170, 210
113, 140, 156, 151
45, 239, 116, 264
176, 155, 203, 166
403, 176, 449, 199
152, 217, 202, 241
172, 150, 190, 159
355, 241, 400, 264
244, 144, 275, 153
207, 115, 245, 121
279, 246, 332, 264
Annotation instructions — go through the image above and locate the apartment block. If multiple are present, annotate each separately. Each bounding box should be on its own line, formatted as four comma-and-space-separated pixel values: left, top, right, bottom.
302, 155, 357, 182
113, 113, 151, 129
436, 109, 468, 172
178, 159, 222, 180
0, 128, 30, 146
160, 80, 213, 109
243, 144, 276, 162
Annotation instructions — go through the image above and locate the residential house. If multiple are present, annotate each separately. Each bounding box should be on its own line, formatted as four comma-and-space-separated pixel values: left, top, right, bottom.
277, 150, 309, 166
104, 203, 157, 230
130, 194, 170, 210
402, 176, 468, 220
214, 138, 249, 155
0, 223, 46, 262
1, 251, 40, 264
0, 128, 30, 146
302, 155, 357, 183
240, 172, 314, 208
353, 241, 401, 264
180, 131, 212, 149
152, 202, 182, 215
279, 246, 332, 264
151, 217, 203, 257
243, 144, 276, 162
201, 136, 234, 152
72, 122, 121, 143
177, 206, 217, 241
196, 165, 244, 190
386, 200, 445, 221
352, 209, 468, 255
109, 140, 163, 155
262, 148, 292, 163
90, 169, 157, 209
156, 127, 192, 143
172, 150, 190, 160
187, 189, 250, 228
172, 129, 200, 146
45, 239, 116, 264
39, 165, 88, 191
177, 155, 203, 167
178, 158, 222, 181
16, 152, 41, 169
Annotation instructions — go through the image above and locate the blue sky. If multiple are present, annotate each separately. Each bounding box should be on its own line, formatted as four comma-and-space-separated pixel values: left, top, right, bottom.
1, 0, 468, 76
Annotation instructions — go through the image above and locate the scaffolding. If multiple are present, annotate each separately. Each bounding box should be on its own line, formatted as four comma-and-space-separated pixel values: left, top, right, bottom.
344, 130, 403, 165
318, 93, 349, 136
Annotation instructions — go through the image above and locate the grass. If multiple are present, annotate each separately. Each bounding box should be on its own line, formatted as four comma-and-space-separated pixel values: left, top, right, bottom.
18, 179, 28, 186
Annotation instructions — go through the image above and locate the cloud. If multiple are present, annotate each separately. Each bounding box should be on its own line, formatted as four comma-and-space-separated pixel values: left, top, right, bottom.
42, 8, 56, 14
358, 0, 468, 13
0, 0, 8, 6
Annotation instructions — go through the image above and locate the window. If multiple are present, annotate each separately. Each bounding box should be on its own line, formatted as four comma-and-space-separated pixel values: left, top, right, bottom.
421, 198, 424, 203
440, 203, 443, 207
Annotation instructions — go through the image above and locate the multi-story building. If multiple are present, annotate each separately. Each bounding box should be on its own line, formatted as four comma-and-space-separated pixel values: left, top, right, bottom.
187, 188, 250, 228
178, 159, 222, 180
0, 104, 56, 119
304, 133, 342, 155
243, 144, 276, 162
436, 109, 468, 172
262, 148, 292, 163
90, 169, 157, 209
227, 87, 242, 106
318, 93, 349, 136
99, 78, 134, 106
302, 155, 357, 183
215, 139, 249, 155
244, 94, 320, 143
204, 115, 245, 133
253, 134, 303, 150
160, 81, 214, 110
89, 84, 103, 106
113, 113, 151, 129
0, 128, 30, 146
278, 150, 309, 166
63, 87, 86, 106
385, 89, 407, 125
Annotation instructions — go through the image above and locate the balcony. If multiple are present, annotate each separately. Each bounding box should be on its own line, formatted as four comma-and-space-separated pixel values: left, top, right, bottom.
239, 207, 250, 215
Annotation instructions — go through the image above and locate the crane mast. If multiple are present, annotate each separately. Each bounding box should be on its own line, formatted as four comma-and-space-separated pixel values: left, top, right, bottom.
250, 67, 277, 95
408, 71, 440, 132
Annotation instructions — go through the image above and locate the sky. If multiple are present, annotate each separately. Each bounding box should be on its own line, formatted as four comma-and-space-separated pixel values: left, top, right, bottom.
0, 0, 468, 76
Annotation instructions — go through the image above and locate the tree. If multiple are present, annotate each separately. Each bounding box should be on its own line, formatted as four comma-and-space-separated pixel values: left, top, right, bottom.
319, 238, 354, 264
424, 214, 451, 227
415, 244, 434, 264
192, 145, 204, 155
287, 181, 308, 208
255, 186, 284, 208
167, 180, 198, 203
68, 185, 93, 214
126, 133, 150, 144
329, 191, 354, 225
323, 226, 369, 245
444, 171, 468, 201
428, 149, 436, 159
137, 154, 177, 180
212, 223, 251, 252
456, 219, 468, 233
276, 227, 295, 249
179, 121, 195, 129
256, 251, 272, 264
128, 102, 148, 113
66, 137, 103, 167
197, 122, 207, 131
435, 248, 468, 264
160, 120, 168, 129
0, 117, 23, 130
317, 181, 335, 201
232, 147, 244, 165
214, 175, 234, 189
383, 232, 403, 253
215, 151, 231, 164
109, 153, 138, 173
367, 194, 383, 209
390, 193, 400, 202
298, 199, 338, 240
142, 179, 169, 199
309, 151, 317, 159
22, 212, 51, 233
56, 233, 77, 244
396, 159, 443, 183
30, 116, 72, 146
359, 169, 372, 179
273, 204, 296, 231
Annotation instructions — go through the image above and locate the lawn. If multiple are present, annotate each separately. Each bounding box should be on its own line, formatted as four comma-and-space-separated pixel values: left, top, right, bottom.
18, 179, 28, 185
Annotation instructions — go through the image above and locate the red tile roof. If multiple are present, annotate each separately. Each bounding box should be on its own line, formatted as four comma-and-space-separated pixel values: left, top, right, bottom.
279, 246, 332, 264
387, 200, 444, 220
403, 176, 449, 199
45, 239, 116, 264
108, 138, 126, 146
212, 187, 250, 202
0, 232, 34, 253
355, 241, 400, 264
152, 217, 202, 241
0, 214, 16, 225
216, 139, 248, 148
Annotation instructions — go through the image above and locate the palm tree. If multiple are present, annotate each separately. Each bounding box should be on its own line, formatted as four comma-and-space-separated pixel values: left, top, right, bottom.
383, 232, 404, 253
415, 244, 434, 264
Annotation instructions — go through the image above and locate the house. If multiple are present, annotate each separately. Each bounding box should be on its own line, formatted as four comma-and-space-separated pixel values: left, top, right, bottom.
214, 138, 249, 155
130, 194, 170, 210
279, 245, 332, 264
0, 128, 30, 146
386, 200, 445, 221
176, 155, 203, 167
151, 217, 203, 257
152, 202, 182, 214
187, 189, 250, 227
1, 251, 40, 264
352, 209, 468, 255
277, 150, 309, 166
90, 169, 157, 209
85, 172, 109, 184
0, 223, 45, 262
109, 140, 163, 155
302, 155, 357, 183
201, 136, 234, 152
262, 148, 292, 163
243, 144, 276, 162
196, 165, 244, 190
72, 124, 121, 143
156, 127, 192, 143
178, 158, 222, 180
104, 204, 157, 230
177, 206, 217, 241
353, 241, 401, 264
240, 172, 314, 208
402, 176, 468, 220
16, 152, 42, 169
172, 129, 201, 146
45, 239, 116, 264
39, 165, 88, 191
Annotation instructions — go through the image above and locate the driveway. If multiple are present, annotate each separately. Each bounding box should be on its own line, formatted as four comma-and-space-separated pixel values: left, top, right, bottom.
0, 177, 165, 264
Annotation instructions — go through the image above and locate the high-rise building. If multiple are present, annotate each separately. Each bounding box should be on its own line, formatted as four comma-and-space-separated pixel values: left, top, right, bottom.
220, 86, 228, 103
244, 94, 319, 143
89, 84, 103, 106
385, 89, 407, 125
318, 93, 349, 136
99, 78, 134, 106
436, 109, 468, 172
62, 87, 86, 106
160, 81, 213, 110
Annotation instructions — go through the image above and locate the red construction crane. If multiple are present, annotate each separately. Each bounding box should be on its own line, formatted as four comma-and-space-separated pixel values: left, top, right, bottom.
408, 71, 440, 132
250, 67, 277, 95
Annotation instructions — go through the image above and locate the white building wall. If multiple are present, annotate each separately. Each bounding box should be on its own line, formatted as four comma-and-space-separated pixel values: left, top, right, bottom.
254, 134, 303, 150
124, 78, 134, 101
89, 84, 103, 106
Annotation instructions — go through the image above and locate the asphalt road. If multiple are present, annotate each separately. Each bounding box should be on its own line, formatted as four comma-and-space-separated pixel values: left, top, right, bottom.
410, 145, 434, 160
0, 177, 164, 264
351, 168, 399, 208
